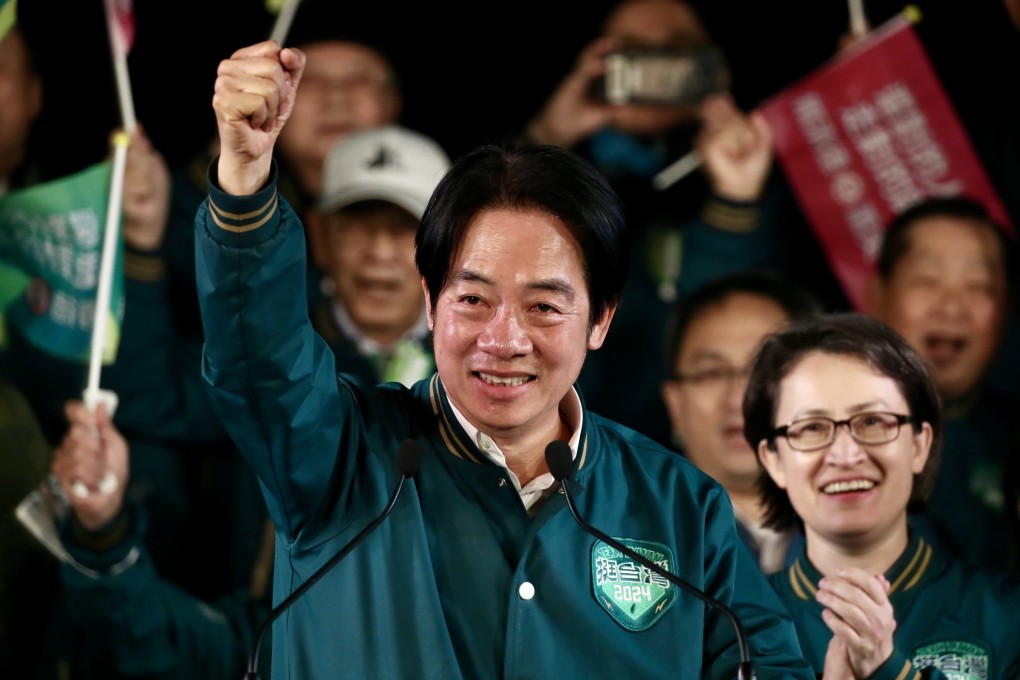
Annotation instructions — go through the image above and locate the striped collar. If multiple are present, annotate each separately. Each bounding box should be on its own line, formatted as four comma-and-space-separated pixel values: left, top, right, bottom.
784, 534, 935, 602
426, 374, 592, 474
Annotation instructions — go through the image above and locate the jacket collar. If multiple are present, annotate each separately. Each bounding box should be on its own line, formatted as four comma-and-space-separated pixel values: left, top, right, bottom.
783, 533, 936, 602
425, 374, 594, 477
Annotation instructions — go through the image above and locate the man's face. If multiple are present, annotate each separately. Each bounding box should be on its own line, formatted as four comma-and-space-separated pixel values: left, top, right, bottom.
426, 208, 614, 444
324, 202, 422, 346
870, 217, 1008, 400
661, 293, 789, 492
0, 29, 42, 181
277, 41, 400, 196
601, 0, 715, 135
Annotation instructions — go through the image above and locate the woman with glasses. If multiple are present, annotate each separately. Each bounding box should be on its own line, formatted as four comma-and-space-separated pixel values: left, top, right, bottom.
743, 313, 1020, 679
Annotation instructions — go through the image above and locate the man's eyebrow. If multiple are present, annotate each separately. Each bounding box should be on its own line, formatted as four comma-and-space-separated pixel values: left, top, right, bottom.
450, 269, 493, 286
527, 278, 576, 300
450, 270, 577, 300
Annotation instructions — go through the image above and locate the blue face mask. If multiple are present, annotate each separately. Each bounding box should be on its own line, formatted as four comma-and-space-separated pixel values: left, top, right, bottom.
588, 128, 669, 180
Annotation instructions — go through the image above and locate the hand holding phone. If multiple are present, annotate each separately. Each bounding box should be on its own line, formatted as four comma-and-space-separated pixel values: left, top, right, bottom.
596, 46, 727, 106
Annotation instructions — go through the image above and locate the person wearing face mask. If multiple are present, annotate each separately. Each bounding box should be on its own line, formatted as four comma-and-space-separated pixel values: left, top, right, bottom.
520, 0, 785, 447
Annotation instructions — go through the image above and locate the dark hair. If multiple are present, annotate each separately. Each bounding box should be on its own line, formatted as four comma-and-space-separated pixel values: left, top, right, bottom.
662, 269, 822, 376
743, 313, 943, 532
415, 143, 630, 331
876, 195, 1015, 291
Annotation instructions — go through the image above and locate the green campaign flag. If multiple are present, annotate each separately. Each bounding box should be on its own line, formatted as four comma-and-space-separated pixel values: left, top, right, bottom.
0, 0, 16, 42
0, 161, 123, 363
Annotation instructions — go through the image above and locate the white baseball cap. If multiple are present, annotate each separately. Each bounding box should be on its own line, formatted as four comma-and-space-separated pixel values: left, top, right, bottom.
319, 125, 451, 220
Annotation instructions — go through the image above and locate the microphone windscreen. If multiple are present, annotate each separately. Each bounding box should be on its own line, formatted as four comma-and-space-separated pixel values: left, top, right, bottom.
544, 440, 574, 481
396, 439, 422, 477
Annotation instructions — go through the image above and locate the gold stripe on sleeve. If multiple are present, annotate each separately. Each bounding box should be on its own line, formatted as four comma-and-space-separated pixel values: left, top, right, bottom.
209, 194, 278, 233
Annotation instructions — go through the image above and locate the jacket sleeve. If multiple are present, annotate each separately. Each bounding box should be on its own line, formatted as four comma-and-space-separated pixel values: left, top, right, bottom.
194, 160, 343, 541
700, 485, 815, 679
59, 505, 267, 680
676, 190, 783, 299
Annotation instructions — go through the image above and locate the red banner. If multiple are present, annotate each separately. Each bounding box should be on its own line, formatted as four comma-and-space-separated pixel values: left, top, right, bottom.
759, 12, 1011, 311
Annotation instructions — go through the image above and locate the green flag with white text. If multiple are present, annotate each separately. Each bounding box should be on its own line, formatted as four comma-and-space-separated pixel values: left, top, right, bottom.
0, 161, 123, 363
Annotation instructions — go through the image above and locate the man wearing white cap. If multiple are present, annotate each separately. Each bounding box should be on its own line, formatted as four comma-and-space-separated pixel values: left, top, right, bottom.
305, 125, 450, 387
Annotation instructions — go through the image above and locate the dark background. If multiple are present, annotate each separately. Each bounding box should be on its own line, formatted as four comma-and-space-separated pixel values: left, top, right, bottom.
15, 0, 1020, 180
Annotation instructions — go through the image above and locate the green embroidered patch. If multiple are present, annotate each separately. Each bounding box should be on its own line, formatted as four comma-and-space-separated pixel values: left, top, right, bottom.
913, 640, 990, 679
591, 538, 677, 631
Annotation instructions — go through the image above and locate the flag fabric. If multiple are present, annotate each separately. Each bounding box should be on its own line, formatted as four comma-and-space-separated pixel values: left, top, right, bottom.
103, 0, 134, 58
0, 0, 16, 42
0, 162, 124, 363
759, 11, 1011, 311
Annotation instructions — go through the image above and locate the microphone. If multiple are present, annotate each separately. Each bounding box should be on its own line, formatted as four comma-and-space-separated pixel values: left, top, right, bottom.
244, 439, 422, 679
545, 441, 755, 680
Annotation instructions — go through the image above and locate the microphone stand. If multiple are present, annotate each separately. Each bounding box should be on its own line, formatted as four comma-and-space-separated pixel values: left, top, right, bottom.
244, 440, 421, 679
546, 441, 755, 680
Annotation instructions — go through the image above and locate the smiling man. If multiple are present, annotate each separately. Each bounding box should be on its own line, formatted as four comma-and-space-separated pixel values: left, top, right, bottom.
196, 40, 813, 678
868, 196, 1019, 573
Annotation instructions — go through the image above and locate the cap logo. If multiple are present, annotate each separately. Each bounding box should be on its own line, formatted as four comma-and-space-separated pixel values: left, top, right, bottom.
365, 144, 401, 171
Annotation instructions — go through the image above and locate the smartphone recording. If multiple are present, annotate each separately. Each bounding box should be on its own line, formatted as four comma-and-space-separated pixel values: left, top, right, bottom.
594, 46, 727, 106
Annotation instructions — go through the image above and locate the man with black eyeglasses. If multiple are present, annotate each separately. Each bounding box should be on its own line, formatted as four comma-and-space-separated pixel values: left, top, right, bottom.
661, 270, 820, 573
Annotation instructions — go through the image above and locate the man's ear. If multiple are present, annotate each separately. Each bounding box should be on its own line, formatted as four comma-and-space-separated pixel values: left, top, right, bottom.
586, 305, 617, 350
421, 278, 434, 331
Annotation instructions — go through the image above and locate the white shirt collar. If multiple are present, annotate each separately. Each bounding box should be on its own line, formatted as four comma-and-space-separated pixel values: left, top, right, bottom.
447, 387, 583, 512
330, 297, 430, 356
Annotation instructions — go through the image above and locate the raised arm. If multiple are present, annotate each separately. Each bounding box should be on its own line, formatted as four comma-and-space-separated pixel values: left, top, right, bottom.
197, 41, 344, 540
212, 40, 305, 195
696, 92, 773, 204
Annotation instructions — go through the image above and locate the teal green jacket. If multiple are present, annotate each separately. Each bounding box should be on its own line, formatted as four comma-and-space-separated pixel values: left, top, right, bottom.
56, 504, 267, 679
195, 164, 813, 679
770, 535, 1020, 679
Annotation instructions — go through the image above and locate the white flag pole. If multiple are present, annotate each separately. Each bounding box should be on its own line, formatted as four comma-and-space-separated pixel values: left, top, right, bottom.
104, 0, 137, 134
83, 131, 129, 420
848, 0, 868, 39
111, 54, 137, 135
652, 150, 703, 191
82, 0, 135, 423
270, 0, 301, 46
